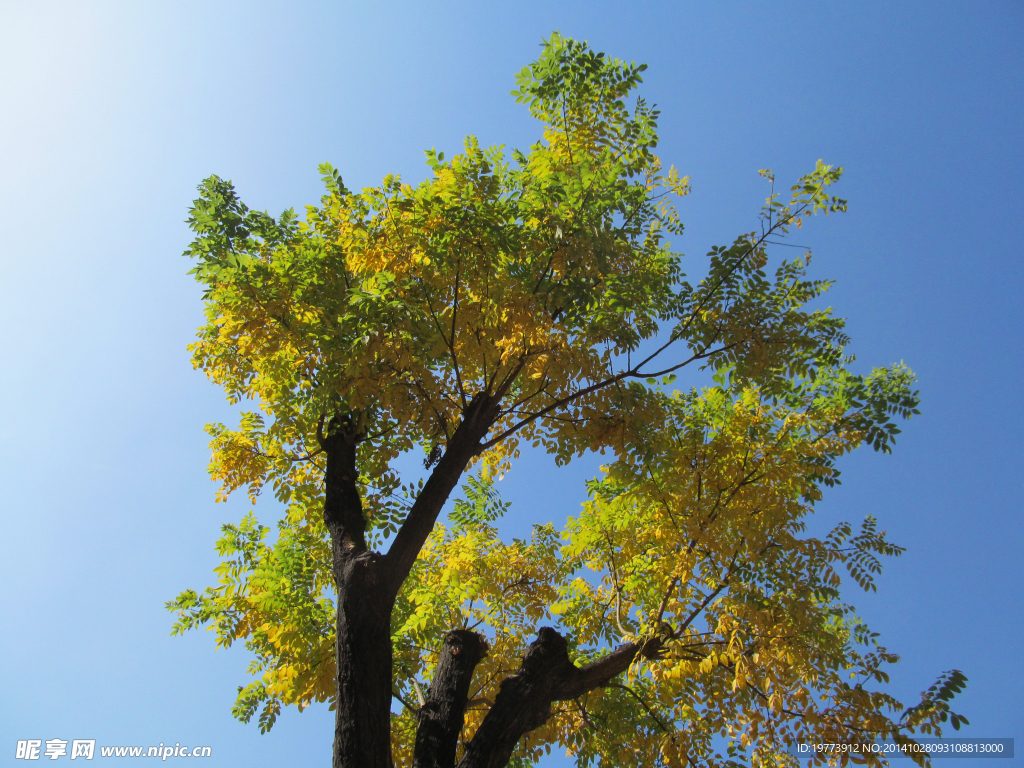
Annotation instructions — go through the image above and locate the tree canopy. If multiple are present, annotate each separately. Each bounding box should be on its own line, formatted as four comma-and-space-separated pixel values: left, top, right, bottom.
169, 33, 965, 768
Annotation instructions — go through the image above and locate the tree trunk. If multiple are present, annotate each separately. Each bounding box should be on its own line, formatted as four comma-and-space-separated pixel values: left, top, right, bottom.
457, 629, 659, 768
413, 630, 489, 768
322, 416, 396, 768
456, 628, 571, 768
332, 550, 395, 768
319, 396, 649, 768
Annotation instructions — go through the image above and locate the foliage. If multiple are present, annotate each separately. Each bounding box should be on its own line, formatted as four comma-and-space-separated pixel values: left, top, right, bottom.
168, 33, 964, 768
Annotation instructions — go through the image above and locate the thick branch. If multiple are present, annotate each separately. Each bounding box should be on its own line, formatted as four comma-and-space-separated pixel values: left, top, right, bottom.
383, 392, 501, 597
413, 630, 489, 768
322, 415, 367, 557
458, 628, 660, 768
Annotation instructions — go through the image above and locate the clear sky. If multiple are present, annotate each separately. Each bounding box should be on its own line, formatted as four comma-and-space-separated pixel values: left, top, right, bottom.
1, 2, 1021, 766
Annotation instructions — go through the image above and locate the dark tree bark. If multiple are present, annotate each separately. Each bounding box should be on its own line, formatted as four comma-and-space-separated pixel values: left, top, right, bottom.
321, 393, 644, 768
332, 551, 395, 768
322, 417, 395, 768
383, 393, 502, 595
413, 631, 489, 768
457, 629, 659, 768
323, 395, 501, 768
457, 628, 572, 768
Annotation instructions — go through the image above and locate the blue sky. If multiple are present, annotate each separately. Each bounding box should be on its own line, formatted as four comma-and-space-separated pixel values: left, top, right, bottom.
1, 2, 1021, 766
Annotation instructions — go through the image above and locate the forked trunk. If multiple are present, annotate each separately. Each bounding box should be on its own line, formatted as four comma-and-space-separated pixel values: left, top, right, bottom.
320, 396, 639, 768
321, 417, 395, 768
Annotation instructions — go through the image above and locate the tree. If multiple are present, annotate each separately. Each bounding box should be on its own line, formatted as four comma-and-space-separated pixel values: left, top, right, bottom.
168, 34, 966, 768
